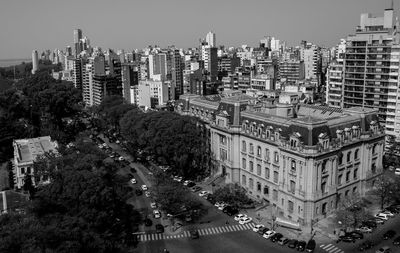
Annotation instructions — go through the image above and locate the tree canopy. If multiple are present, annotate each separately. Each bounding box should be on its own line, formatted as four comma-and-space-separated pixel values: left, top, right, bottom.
213, 183, 255, 209
120, 109, 212, 180
0, 140, 141, 253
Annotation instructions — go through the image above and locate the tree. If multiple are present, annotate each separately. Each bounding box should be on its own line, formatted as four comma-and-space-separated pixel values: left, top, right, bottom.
213, 183, 255, 209
371, 173, 395, 209
335, 194, 372, 231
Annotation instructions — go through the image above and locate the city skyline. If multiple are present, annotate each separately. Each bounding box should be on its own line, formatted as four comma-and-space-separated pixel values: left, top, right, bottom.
0, 0, 393, 59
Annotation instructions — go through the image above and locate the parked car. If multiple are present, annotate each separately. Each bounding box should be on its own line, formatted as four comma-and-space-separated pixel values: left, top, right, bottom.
187, 182, 196, 188
199, 191, 209, 197
380, 210, 395, 217
375, 246, 392, 253
358, 240, 374, 251
144, 218, 152, 226
153, 210, 161, 219
206, 195, 216, 204
239, 217, 252, 225
150, 202, 157, 209
130, 178, 137, 184
306, 239, 316, 252
288, 239, 299, 248
297, 241, 307, 251
191, 186, 202, 192
190, 230, 199, 239
393, 236, 400, 246
262, 230, 276, 239
258, 227, 269, 236
135, 189, 143, 196
155, 224, 164, 233
270, 233, 283, 243
278, 237, 289, 246
339, 233, 355, 243
362, 220, 377, 228
173, 176, 183, 182
349, 231, 364, 240
356, 226, 373, 233
395, 168, 400, 176
145, 191, 151, 198
383, 230, 396, 240
183, 180, 192, 186
374, 218, 386, 224
225, 206, 238, 216
385, 206, 400, 214
234, 214, 247, 221
141, 185, 148, 191
252, 224, 265, 233
375, 213, 389, 220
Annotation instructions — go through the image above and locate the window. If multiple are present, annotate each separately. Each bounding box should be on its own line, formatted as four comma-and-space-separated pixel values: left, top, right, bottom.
273, 171, 279, 183
257, 146, 262, 157
257, 182, 261, 192
291, 160, 296, 172
249, 178, 254, 189
321, 182, 326, 193
338, 174, 342, 185
265, 148, 270, 161
274, 152, 279, 163
242, 175, 246, 185
220, 148, 227, 161
257, 164, 261, 176
281, 198, 284, 206
219, 135, 226, 145
27, 167, 31, 174
249, 143, 254, 154
273, 189, 278, 201
347, 151, 352, 163
290, 138, 297, 148
354, 168, 358, 179
321, 160, 327, 174
242, 141, 246, 152
371, 163, 376, 174
266, 130, 271, 138
290, 180, 295, 194
288, 201, 294, 213
21, 167, 25, 174
249, 161, 254, 173
353, 186, 357, 194
338, 153, 343, 165
372, 144, 377, 154
263, 186, 269, 195
345, 190, 349, 197
275, 132, 280, 140
346, 171, 350, 182
354, 149, 359, 160
242, 158, 247, 170
265, 168, 270, 179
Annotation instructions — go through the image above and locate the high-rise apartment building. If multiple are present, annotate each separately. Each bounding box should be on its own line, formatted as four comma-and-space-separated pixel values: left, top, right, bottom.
206, 31, 216, 47
121, 63, 139, 104
326, 61, 344, 108
340, 7, 400, 140
31, 50, 39, 74
303, 44, 321, 83
73, 29, 83, 57
171, 49, 184, 98
278, 59, 305, 83
149, 53, 168, 80
72, 59, 83, 90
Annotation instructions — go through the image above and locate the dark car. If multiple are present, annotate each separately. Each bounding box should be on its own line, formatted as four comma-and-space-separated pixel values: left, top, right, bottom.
362, 220, 377, 229
223, 206, 238, 216
297, 241, 307, 251
383, 230, 396, 240
288, 239, 299, 248
130, 167, 137, 173
207, 195, 217, 205
135, 189, 143, 196
358, 240, 374, 251
258, 227, 269, 236
155, 224, 164, 233
187, 182, 196, 187
144, 218, 153, 227
270, 233, 283, 243
339, 233, 355, 243
393, 236, 400, 246
191, 186, 202, 192
306, 239, 316, 252
385, 206, 400, 214
349, 231, 364, 240
190, 230, 199, 239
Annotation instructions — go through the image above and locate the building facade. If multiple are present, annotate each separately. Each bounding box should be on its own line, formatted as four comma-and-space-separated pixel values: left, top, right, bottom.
177, 93, 384, 228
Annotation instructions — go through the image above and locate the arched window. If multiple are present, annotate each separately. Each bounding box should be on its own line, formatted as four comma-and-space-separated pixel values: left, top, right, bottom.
242, 140, 246, 152
257, 146, 262, 157
354, 149, 359, 160
347, 151, 352, 163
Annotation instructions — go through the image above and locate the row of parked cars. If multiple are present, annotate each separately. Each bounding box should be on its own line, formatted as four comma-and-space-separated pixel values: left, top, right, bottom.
250, 224, 316, 252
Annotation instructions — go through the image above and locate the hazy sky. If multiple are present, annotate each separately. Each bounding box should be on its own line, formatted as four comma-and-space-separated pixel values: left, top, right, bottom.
0, 0, 394, 59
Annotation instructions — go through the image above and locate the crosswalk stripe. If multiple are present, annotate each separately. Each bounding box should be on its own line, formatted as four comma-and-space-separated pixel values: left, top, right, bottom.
324, 245, 335, 251
221, 226, 227, 232
328, 248, 339, 253
209, 228, 215, 234
235, 225, 242, 230
227, 226, 233, 232
183, 231, 189, 237
217, 227, 223, 233
244, 224, 252, 229
152, 234, 156, 240
199, 230, 205, 236
320, 244, 325, 248
322, 244, 333, 249
331, 249, 342, 253
213, 227, 219, 234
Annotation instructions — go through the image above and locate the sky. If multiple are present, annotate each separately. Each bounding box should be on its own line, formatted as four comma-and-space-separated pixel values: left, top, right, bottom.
0, 0, 394, 59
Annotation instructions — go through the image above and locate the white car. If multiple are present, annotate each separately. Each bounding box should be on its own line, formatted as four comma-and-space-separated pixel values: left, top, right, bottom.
153, 210, 161, 219
130, 178, 137, 184
395, 168, 400, 176
356, 226, 373, 233
141, 185, 148, 191
262, 230, 276, 239
115, 140, 120, 144
183, 180, 191, 186
218, 203, 228, 210
239, 217, 253, 225
381, 210, 394, 217
118, 156, 124, 161
150, 202, 157, 209
234, 214, 247, 221
375, 213, 389, 220
214, 202, 224, 208
145, 191, 151, 198
252, 224, 265, 232
199, 191, 209, 197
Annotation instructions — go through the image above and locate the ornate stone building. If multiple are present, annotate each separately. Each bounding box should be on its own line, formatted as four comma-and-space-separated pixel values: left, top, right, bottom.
176, 93, 385, 227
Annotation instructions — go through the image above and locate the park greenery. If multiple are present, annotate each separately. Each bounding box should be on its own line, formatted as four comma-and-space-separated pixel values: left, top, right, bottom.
0, 139, 141, 253
213, 183, 255, 209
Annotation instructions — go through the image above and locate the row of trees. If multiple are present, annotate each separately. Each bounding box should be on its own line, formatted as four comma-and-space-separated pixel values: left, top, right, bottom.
0, 139, 141, 253
0, 72, 82, 162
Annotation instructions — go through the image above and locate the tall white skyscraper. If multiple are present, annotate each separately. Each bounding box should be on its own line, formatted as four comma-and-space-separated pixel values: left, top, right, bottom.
31, 50, 39, 74
206, 31, 216, 47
